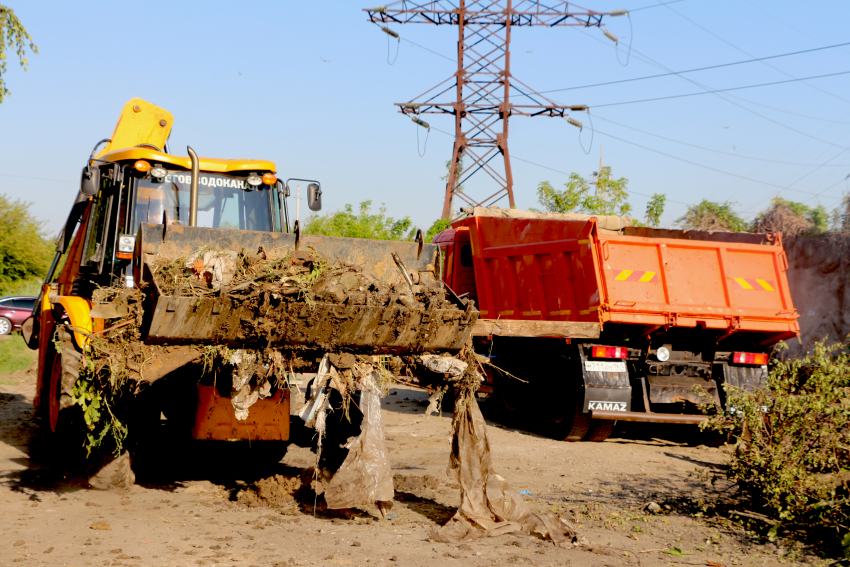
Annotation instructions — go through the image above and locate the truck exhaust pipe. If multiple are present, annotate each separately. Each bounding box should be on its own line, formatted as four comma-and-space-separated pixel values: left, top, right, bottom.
188, 146, 199, 227
590, 410, 708, 424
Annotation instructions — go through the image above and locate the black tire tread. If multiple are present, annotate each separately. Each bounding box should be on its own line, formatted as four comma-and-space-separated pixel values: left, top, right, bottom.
584, 419, 616, 442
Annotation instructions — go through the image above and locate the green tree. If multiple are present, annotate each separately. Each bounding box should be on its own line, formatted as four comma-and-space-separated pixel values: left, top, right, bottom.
537, 166, 633, 217
677, 200, 748, 232
644, 193, 667, 227
1, 5, 38, 103
752, 197, 828, 237
0, 194, 53, 294
303, 200, 415, 241
425, 218, 451, 242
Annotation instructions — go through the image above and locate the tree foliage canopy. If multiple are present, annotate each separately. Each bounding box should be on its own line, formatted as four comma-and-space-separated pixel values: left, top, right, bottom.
677, 200, 749, 232
537, 166, 633, 217
0, 5, 38, 103
425, 218, 451, 243
0, 194, 53, 295
303, 200, 415, 241
644, 193, 667, 228
751, 197, 828, 237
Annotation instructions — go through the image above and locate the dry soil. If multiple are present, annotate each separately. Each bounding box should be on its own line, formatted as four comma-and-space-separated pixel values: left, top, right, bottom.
0, 354, 824, 567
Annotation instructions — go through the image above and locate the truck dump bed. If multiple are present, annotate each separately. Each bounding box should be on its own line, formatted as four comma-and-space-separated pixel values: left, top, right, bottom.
449, 215, 799, 341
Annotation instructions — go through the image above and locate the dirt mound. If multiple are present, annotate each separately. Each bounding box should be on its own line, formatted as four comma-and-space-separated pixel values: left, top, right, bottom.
784, 234, 850, 349
394, 473, 442, 493
234, 472, 314, 515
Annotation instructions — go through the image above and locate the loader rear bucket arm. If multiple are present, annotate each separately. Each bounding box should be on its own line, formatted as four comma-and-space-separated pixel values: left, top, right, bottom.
135, 223, 478, 353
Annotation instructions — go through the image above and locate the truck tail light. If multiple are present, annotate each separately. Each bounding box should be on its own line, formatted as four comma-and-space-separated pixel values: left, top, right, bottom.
732, 352, 768, 365
591, 346, 627, 359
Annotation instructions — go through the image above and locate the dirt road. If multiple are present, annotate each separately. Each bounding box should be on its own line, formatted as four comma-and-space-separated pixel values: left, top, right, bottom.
0, 364, 816, 567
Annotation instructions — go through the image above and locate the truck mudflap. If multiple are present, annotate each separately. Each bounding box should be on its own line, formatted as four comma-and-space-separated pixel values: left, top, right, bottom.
578, 349, 632, 413
136, 223, 478, 354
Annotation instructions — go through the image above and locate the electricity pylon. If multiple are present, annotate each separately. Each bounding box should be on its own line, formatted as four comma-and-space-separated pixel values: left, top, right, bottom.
366, 1, 614, 218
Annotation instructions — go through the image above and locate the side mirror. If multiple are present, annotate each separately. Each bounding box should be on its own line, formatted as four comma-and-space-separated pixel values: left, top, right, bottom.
20, 316, 38, 350
307, 183, 322, 212
80, 166, 100, 196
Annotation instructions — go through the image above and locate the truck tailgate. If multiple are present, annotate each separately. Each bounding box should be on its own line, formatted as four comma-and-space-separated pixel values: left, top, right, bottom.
597, 230, 797, 333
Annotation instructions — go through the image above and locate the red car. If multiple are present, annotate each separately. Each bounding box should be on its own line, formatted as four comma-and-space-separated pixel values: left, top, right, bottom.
0, 296, 37, 335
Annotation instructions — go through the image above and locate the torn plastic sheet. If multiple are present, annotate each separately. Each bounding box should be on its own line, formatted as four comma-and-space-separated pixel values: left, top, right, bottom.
185, 249, 238, 290
324, 368, 394, 512
298, 355, 334, 429
430, 390, 584, 548
229, 349, 273, 420
418, 354, 468, 378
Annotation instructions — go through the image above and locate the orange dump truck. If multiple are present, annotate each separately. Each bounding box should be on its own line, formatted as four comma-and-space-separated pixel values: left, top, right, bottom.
434, 209, 799, 441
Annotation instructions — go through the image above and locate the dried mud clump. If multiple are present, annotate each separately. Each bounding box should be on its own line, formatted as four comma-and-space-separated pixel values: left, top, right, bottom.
147, 246, 455, 312
234, 471, 315, 515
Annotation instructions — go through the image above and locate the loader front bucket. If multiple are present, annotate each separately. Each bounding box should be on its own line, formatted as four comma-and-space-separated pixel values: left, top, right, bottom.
135, 223, 477, 354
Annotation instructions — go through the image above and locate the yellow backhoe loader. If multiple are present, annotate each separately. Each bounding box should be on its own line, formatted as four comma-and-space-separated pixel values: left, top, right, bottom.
22, 98, 477, 462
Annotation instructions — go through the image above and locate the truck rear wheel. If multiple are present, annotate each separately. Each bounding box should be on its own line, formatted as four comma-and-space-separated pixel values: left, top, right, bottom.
491, 371, 530, 423
583, 419, 616, 442
544, 398, 590, 442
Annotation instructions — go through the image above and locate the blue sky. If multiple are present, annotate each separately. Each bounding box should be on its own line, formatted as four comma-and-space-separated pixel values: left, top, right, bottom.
1, 0, 849, 235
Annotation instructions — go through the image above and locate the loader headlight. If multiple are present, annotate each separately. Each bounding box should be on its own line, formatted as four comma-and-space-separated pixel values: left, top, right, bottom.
246, 172, 262, 187
116, 234, 136, 260
150, 165, 168, 181
656, 346, 670, 362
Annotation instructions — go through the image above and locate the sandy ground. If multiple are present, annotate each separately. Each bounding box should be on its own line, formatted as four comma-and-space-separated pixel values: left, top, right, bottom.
0, 357, 821, 567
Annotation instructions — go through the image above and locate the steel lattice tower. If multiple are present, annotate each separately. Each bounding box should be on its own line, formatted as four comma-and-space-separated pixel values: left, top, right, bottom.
365, 1, 611, 218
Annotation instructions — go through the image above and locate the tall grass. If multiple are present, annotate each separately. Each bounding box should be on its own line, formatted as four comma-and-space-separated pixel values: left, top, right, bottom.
0, 336, 36, 377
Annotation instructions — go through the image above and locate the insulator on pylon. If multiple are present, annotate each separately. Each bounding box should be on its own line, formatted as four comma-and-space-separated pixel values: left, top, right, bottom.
608, 9, 628, 16
569, 105, 588, 112
402, 103, 421, 110
372, 5, 387, 13
411, 116, 430, 129
567, 118, 583, 130
381, 26, 399, 38
603, 30, 619, 44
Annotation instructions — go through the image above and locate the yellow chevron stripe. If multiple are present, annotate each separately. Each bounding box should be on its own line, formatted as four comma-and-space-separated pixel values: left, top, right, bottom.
734, 277, 754, 290
639, 271, 656, 282
498, 310, 515, 316
615, 270, 633, 281
756, 279, 775, 292
549, 309, 571, 316
521, 310, 542, 316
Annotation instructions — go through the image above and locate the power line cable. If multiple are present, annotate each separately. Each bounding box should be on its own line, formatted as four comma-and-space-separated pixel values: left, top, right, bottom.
0, 172, 74, 184
591, 70, 850, 109
428, 124, 693, 206
574, 28, 850, 153
537, 41, 850, 96
594, 114, 850, 167
400, 36, 454, 62
659, 1, 850, 103
584, 129, 837, 198
628, 0, 688, 12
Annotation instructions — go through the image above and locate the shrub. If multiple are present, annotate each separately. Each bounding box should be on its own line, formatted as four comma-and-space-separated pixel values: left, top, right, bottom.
703, 340, 850, 554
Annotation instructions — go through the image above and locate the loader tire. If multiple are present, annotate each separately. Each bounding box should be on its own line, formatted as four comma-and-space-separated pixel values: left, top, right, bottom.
39, 326, 84, 463
583, 419, 616, 442
544, 398, 590, 442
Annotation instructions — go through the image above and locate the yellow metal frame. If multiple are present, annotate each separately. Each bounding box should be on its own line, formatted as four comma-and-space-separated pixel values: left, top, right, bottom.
98, 147, 276, 174
53, 296, 103, 349
94, 98, 174, 161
